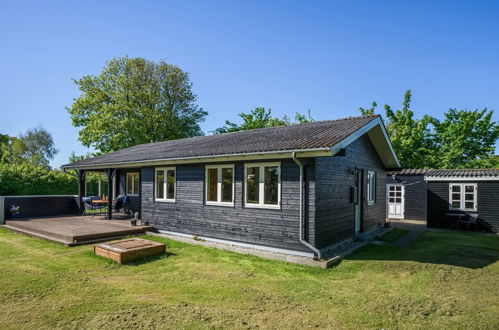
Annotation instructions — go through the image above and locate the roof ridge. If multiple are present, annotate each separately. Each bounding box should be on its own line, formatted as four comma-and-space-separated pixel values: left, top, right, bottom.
203, 114, 380, 137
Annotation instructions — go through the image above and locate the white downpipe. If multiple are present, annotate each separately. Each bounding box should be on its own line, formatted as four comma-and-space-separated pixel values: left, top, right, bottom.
292, 152, 322, 259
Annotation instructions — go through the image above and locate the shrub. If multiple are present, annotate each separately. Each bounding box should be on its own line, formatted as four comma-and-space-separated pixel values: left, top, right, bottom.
0, 163, 78, 196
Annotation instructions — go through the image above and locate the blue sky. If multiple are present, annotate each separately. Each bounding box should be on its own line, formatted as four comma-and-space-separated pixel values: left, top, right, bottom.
0, 0, 498, 168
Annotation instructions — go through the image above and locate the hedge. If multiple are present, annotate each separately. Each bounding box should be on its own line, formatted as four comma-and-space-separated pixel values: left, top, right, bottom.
0, 163, 78, 196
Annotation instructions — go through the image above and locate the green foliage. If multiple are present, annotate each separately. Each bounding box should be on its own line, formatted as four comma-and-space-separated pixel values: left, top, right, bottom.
17, 127, 58, 166
433, 108, 499, 169
359, 101, 377, 116
359, 90, 499, 169
213, 107, 314, 134
67, 56, 208, 153
0, 163, 77, 195
384, 91, 437, 168
0, 127, 57, 167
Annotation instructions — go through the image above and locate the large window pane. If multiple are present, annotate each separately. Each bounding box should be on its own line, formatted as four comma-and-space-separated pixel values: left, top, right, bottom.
207, 168, 218, 202
167, 170, 175, 200
264, 166, 278, 205
126, 173, 134, 195
133, 173, 139, 194
156, 170, 164, 199
221, 168, 233, 202
465, 202, 474, 209
246, 167, 259, 204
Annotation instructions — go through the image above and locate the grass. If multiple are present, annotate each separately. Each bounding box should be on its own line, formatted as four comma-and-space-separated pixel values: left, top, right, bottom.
380, 228, 409, 242
0, 228, 498, 329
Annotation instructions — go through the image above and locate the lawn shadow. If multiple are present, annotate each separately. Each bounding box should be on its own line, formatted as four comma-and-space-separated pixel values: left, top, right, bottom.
124, 251, 176, 266
345, 231, 499, 269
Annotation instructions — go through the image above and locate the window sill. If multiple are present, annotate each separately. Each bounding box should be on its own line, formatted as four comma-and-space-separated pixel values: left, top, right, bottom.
244, 204, 281, 210
127, 194, 139, 197
205, 202, 234, 207
155, 199, 175, 203
449, 208, 477, 212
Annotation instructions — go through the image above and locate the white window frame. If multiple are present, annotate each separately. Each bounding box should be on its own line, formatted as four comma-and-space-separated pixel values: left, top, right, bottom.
244, 162, 281, 209
126, 172, 140, 196
449, 183, 477, 212
155, 167, 176, 203
367, 170, 376, 205
205, 164, 235, 206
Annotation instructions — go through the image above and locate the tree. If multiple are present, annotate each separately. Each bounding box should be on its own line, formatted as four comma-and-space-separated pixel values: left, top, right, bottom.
433, 109, 499, 169
17, 127, 58, 166
383, 91, 437, 168
0, 128, 57, 167
359, 101, 377, 116
67, 57, 208, 153
213, 107, 314, 134
359, 90, 499, 169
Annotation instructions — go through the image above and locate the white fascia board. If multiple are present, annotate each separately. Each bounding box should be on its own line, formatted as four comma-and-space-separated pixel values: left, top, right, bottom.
425, 176, 499, 182
330, 117, 401, 168
62, 148, 333, 170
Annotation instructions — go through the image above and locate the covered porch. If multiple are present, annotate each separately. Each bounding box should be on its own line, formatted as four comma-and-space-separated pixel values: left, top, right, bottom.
3, 215, 154, 246
77, 167, 141, 220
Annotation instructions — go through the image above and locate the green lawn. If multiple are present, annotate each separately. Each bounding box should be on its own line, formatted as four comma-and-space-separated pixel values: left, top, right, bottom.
380, 228, 409, 242
0, 228, 498, 329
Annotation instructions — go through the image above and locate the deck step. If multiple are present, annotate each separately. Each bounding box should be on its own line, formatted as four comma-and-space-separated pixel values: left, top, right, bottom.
1, 225, 73, 245
1, 224, 155, 246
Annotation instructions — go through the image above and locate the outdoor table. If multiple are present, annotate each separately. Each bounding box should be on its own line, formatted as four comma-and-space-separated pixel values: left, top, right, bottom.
91, 200, 109, 217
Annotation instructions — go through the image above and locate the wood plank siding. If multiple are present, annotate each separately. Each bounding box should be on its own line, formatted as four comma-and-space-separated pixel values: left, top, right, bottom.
386, 174, 427, 221
140, 160, 316, 252
315, 135, 387, 248
428, 181, 499, 231
2, 196, 80, 219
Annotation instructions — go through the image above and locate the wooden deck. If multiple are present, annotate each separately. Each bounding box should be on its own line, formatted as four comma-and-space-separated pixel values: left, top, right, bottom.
1, 215, 155, 246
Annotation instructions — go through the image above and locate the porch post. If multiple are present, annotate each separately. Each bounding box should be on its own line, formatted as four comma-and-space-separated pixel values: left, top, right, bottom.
78, 170, 86, 215
107, 169, 114, 220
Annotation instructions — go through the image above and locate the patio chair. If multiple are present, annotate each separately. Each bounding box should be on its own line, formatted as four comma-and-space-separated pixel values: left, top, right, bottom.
112, 195, 125, 216
83, 198, 106, 218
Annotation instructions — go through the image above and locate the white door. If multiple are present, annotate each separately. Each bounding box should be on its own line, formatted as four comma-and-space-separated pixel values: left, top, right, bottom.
387, 184, 404, 219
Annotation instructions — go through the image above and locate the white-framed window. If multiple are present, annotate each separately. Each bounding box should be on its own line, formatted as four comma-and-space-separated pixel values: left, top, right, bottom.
449, 183, 477, 211
244, 162, 281, 209
367, 171, 376, 205
126, 172, 140, 196
155, 167, 176, 202
205, 164, 234, 206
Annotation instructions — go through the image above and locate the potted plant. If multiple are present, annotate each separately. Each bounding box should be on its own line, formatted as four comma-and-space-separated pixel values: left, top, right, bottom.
9, 205, 20, 219
130, 213, 137, 226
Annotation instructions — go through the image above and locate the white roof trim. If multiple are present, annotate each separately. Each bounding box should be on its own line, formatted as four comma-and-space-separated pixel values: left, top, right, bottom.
62, 148, 332, 170
425, 176, 499, 182
330, 117, 401, 168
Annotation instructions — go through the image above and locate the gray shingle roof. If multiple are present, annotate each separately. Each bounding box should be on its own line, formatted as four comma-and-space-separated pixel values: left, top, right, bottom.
426, 168, 499, 177
62, 115, 380, 168
388, 168, 499, 177
387, 169, 430, 175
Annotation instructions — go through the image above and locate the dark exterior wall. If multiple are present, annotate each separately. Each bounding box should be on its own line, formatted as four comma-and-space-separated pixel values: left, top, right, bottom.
141, 160, 315, 252
3, 196, 79, 219
315, 134, 387, 249
428, 181, 499, 231
386, 174, 427, 221
117, 169, 141, 217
